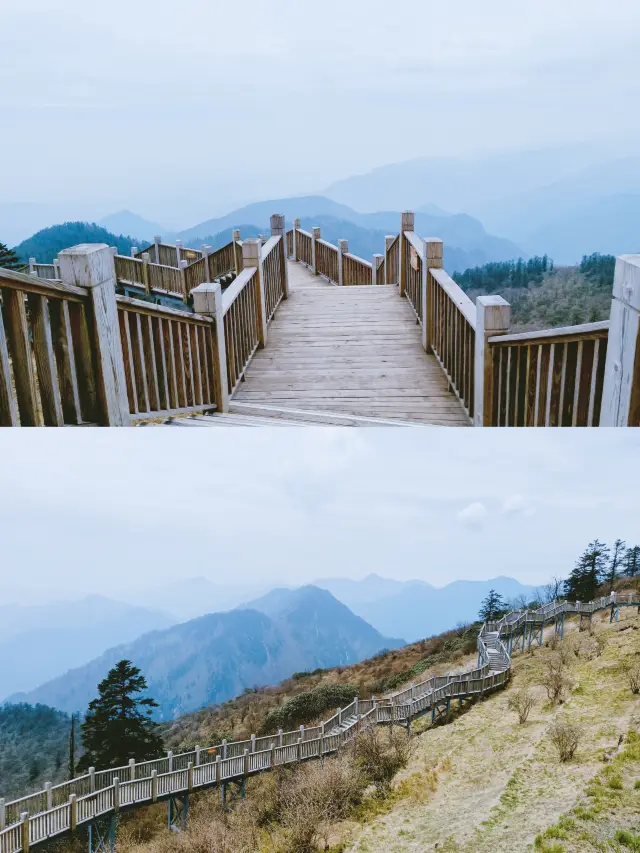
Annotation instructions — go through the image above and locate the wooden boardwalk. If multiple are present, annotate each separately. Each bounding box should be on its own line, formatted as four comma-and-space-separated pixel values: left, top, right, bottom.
232, 261, 470, 425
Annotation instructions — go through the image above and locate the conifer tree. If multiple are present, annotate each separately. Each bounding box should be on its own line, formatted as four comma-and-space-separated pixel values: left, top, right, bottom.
564, 540, 610, 601
78, 660, 163, 771
68, 713, 76, 779
604, 539, 626, 591
624, 546, 640, 578
479, 589, 507, 622
0, 243, 22, 270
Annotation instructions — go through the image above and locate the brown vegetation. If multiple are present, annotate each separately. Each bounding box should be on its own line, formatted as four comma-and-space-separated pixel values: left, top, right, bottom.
507, 688, 536, 724
547, 718, 583, 763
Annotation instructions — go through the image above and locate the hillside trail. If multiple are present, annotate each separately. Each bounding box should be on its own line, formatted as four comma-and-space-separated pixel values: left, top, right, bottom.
343, 611, 640, 853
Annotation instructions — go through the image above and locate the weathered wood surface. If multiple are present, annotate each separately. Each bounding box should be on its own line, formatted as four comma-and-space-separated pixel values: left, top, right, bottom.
232, 261, 469, 425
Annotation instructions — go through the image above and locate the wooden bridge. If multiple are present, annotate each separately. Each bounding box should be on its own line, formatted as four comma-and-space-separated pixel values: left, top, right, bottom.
1, 214, 639, 427
1, 590, 637, 853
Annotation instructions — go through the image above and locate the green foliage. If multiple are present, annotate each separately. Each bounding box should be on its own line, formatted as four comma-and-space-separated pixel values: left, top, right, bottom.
564, 540, 610, 600
604, 539, 627, 591
78, 660, 164, 770
579, 253, 616, 288
68, 713, 77, 778
292, 668, 329, 681
454, 256, 553, 291
0, 242, 23, 270
614, 830, 640, 851
258, 683, 359, 734
0, 703, 75, 797
479, 589, 507, 622
14, 222, 137, 265
624, 546, 640, 578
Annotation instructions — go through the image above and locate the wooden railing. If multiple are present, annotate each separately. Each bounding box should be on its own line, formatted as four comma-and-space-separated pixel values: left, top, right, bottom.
117, 298, 219, 421
385, 235, 399, 284
487, 321, 609, 427
342, 252, 372, 286
286, 229, 294, 258
222, 268, 261, 396
0, 268, 99, 426
4, 589, 635, 853
401, 231, 423, 320
315, 239, 339, 283
114, 255, 183, 299
261, 236, 287, 322
135, 242, 202, 268
296, 229, 313, 268
428, 268, 476, 420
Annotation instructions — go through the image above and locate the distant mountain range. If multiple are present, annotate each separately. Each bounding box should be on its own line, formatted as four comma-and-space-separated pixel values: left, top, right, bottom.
98, 210, 167, 244
8, 587, 402, 719
0, 596, 173, 700
313, 574, 540, 641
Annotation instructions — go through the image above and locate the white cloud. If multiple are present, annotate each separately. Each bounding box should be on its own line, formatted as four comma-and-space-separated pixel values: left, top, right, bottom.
457, 502, 489, 527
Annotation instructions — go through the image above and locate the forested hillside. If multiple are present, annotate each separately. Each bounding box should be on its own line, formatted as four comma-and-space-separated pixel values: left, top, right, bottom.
12, 222, 137, 264
455, 253, 615, 331
0, 703, 75, 797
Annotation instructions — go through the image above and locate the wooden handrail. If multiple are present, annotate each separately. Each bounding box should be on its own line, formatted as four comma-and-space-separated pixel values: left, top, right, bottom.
429, 268, 476, 328
488, 320, 609, 346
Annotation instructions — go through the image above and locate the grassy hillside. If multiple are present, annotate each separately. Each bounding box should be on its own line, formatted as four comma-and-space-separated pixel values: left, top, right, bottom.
13, 222, 137, 264
455, 253, 615, 332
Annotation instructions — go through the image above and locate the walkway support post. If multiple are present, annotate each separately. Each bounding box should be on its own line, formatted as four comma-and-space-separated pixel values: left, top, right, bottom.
191, 280, 230, 412
179, 259, 189, 303
270, 214, 290, 299
399, 211, 414, 298
243, 239, 267, 348
474, 296, 511, 426
423, 240, 443, 352
21, 813, 29, 853
601, 254, 640, 426
338, 240, 348, 286
311, 227, 321, 275
58, 244, 131, 426
153, 235, 161, 265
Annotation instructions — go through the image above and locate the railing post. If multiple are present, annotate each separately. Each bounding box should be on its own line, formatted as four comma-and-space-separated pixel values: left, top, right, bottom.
54, 258, 61, 280
129, 758, 136, 780
232, 230, 242, 273
311, 227, 321, 275
69, 794, 77, 833
399, 211, 414, 298
242, 239, 267, 348
167, 750, 173, 772
201, 247, 211, 283
299, 724, 305, 741
113, 778, 120, 813
89, 767, 95, 793
250, 734, 256, 753
0, 798, 5, 830
270, 744, 276, 768
215, 755, 221, 785
58, 244, 131, 426
222, 739, 228, 759
474, 295, 511, 426
270, 213, 290, 299
187, 761, 193, 792
175, 240, 183, 268
195, 745, 201, 766
292, 219, 300, 262
424, 239, 443, 352
29, 257, 36, 275
601, 254, 640, 426
338, 239, 348, 286
243, 749, 249, 777
141, 252, 151, 295
296, 737, 302, 762
179, 259, 189, 303
372, 255, 383, 286
130, 247, 138, 258
150, 769, 158, 802
21, 812, 29, 853
153, 235, 161, 264
278, 729, 283, 747
45, 781, 52, 810
385, 235, 397, 284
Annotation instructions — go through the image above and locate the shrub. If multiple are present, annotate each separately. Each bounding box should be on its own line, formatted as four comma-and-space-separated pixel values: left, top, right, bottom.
614, 830, 640, 851
548, 718, 583, 762
258, 684, 358, 734
624, 662, 640, 695
542, 655, 571, 704
352, 725, 412, 795
507, 688, 536, 724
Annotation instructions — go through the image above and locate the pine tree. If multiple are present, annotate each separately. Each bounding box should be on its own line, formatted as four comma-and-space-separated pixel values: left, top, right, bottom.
564, 540, 610, 601
479, 589, 507, 622
68, 713, 76, 779
78, 660, 164, 771
624, 546, 640, 578
0, 242, 22, 270
604, 539, 626, 591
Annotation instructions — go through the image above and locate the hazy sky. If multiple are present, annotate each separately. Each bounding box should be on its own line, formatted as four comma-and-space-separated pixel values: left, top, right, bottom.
1, 431, 638, 605
2, 0, 640, 225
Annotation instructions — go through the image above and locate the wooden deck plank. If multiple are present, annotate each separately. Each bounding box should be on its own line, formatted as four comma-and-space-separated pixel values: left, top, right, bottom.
233, 260, 470, 426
